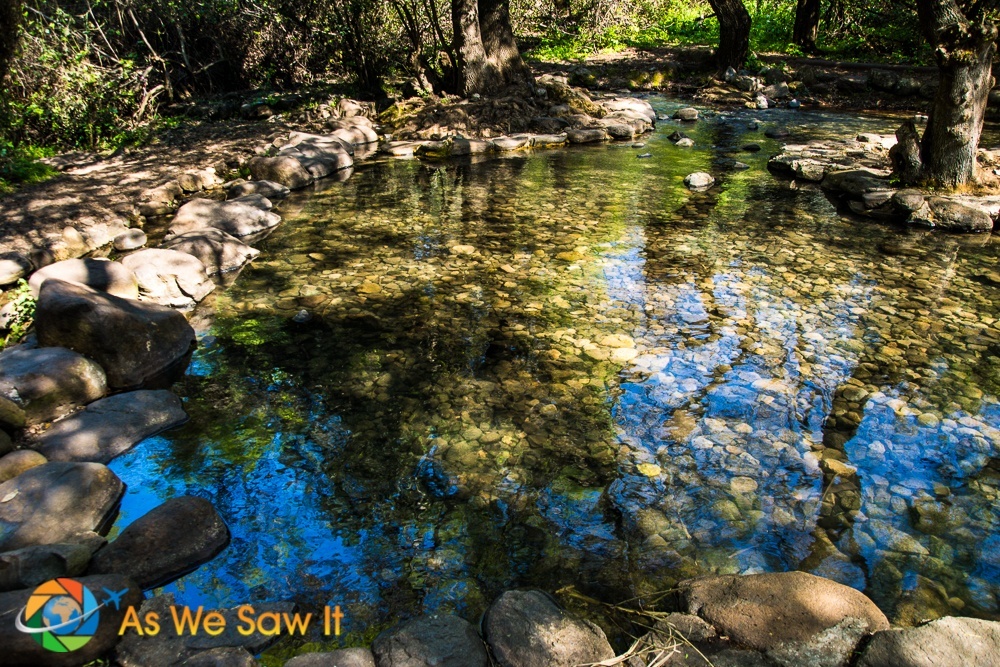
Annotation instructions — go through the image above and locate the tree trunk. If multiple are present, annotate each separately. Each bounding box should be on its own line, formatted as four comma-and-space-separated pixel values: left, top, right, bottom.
0, 0, 21, 85
792, 0, 821, 52
901, 0, 998, 188
479, 0, 532, 88
707, 0, 752, 71
451, 0, 499, 96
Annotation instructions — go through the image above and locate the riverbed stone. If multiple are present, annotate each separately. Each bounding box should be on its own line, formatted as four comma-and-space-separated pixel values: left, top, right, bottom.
89, 495, 230, 589
767, 617, 872, 667
0, 540, 96, 591
685, 172, 715, 190
226, 179, 290, 200
32, 389, 188, 464
160, 229, 260, 275
857, 616, 1000, 667
35, 280, 196, 389
247, 155, 314, 190
121, 248, 216, 308
28, 257, 139, 298
166, 196, 281, 240
484, 589, 614, 667
677, 572, 889, 651
0, 461, 123, 550
674, 107, 699, 121
0, 574, 141, 666
914, 197, 995, 232
115, 595, 297, 666
821, 169, 892, 197
0, 449, 47, 483
114, 228, 148, 251
373, 614, 488, 667
181, 648, 260, 667
0, 345, 107, 425
567, 128, 608, 143
286, 648, 376, 667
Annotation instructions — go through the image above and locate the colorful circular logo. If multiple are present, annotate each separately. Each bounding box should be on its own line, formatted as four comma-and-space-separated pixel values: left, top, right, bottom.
15, 578, 100, 652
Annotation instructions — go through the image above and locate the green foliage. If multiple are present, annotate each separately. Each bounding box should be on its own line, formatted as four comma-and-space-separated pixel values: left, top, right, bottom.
0, 141, 57, 194
2, 280, 36, 349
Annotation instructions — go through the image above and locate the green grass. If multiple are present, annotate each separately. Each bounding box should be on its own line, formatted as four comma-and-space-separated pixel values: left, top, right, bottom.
0, 143, 58, 195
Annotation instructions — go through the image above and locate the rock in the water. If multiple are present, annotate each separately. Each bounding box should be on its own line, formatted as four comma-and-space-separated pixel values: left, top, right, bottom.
0, 574, 141, 666
678, 572, 890, 652
484, 589, 615, 667
286, 648, 376, 667
0, 345, 107, 425
373, 614, 489, 667
181, 648, 260, 667
0, 253, 31, 286
89, 495, 229, 589
685, 172, 715, 190
0, 461, 123, 550
247, 156, 314, 190
0, 540, 97, 591
115, 595, 296, 666
0, 449, 47, 483
121, 248, 216, 308
916, 197, 995, 232
160, 229, 260, 275
166, 196, 281, 240
567, 128, 608, 143
764, 126, 790, 139
674, 107, 699, 121
28, 257, 139, 299
114, 228, 148, 251
676, 137, 695, 147
767, 617, 872, 667
33, 390, 188, 464
822, 169, 892, 197
226, 180, 290, 200
857, 616, 1000, 667
35, 280, 196, 389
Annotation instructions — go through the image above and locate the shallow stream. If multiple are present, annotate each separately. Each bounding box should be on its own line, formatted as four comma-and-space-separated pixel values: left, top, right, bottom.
111, 98, 1000, 650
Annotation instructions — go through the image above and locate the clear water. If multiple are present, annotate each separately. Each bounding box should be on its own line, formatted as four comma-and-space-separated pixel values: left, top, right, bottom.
109, 99, 1000, 650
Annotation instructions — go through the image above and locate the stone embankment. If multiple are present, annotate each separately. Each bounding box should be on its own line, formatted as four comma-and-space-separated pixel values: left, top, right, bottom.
768, 131, 1000, 233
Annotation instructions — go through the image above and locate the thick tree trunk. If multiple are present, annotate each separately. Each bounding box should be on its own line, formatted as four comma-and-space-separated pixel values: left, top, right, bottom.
452, 0, 499, 96
793, 0, 821, 52
707, 0, 752, 71
479, 0, 532, 88
896, 0, 998, 188
0, 0, 21, 85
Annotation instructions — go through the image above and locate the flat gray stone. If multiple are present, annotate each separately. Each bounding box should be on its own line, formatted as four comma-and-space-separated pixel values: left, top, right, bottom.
484, 590, 614, 667
247, 156, 314, 190
121, 248, 216, 308
165, 196, 281, 240
373, 614, 489, 667
160, 229, 260, 275
685, 172, 715, 190
33, 390, 188, 464
114, 228, 148, 251
89, 495, 229, 589
226, 180, 290, 200
286, 648, 376, 667
0, 540, 98, 591
0, 461, 123, 550
0, 345, 107, 425
28, 257, 139, 298
857, 616, 1000, 667
35, 280, 196, 389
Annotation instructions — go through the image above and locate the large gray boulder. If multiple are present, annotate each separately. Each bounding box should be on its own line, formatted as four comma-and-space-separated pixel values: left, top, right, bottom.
28, 257, 139, 299
160, 229, 260, 275
484, 590, 615, 667
166, 196, 281, 240
89, 495, 229, 589
35, 280, 196, 389
121, 248, 216, 308
32, 390, 188, 464
373, 614, 489, 667
285, 648, 376, 667
0, 461, 123, 550
857, 616, 1000, 667
0, 574, 141, 667
677, 572, 890, 652
247, 156, 314, 190
0, 345, 107, 425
